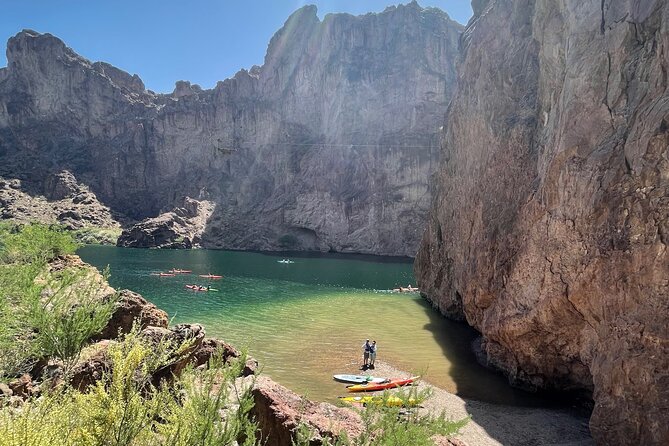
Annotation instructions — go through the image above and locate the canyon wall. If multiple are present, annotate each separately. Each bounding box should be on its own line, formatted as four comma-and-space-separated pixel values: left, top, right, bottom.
415, 0, 668, 444
0, 2, 462, 256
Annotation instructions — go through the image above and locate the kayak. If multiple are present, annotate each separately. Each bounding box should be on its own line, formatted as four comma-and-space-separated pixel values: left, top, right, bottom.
185, 285, 218, 292
339, 395, 420, 407
170, 269, 192, 274
333, 374, 388, 384
346, 376, 419, 393
152, 273, 176, 277
199, 274, 223, 279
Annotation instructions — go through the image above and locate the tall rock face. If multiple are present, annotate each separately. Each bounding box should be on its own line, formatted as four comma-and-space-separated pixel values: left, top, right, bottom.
416, 0, 668, 444
0, 3, 463, 256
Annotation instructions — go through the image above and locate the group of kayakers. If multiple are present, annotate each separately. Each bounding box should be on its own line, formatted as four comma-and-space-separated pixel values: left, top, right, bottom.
392, 284, 419, 293
362, 339, 378, 370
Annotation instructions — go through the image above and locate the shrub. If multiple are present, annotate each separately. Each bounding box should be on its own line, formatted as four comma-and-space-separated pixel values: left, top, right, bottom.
72, 227, 122, 245
0, 331, 258, 446
0, 223, 78, 265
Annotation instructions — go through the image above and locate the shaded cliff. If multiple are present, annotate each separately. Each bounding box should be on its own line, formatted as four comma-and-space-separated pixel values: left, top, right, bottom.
0, 3, 463, 256
416, 0, 668, 444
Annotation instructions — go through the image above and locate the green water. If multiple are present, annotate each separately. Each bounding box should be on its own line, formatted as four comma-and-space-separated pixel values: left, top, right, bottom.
78, 245, 548, 406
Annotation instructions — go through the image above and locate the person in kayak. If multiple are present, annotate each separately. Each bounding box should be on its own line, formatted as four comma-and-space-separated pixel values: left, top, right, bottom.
369, 340, 377, 368
362, 339, 371, 369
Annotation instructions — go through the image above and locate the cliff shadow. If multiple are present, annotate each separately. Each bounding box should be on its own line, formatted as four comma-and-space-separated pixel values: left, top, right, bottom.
417, 299, 592, 444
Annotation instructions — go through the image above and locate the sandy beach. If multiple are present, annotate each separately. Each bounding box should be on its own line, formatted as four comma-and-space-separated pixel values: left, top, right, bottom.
346, 361, 593, 446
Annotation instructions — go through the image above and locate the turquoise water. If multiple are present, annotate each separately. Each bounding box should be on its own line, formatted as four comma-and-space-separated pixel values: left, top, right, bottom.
78, 245, 549, 406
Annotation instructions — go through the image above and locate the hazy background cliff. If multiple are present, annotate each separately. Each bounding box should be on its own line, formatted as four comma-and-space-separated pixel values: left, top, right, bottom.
0, 2, 462, 256
416, 0, 668, 444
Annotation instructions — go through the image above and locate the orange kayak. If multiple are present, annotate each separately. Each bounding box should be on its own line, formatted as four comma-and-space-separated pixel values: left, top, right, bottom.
346, 376, 419, 392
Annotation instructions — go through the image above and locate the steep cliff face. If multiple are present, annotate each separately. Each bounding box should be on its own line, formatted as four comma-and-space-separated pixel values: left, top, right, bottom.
0, 3, 462, 256
416, 0, 668, 444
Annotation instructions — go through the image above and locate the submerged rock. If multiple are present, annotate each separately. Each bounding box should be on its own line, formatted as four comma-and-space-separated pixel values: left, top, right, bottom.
416, 1, 669, 444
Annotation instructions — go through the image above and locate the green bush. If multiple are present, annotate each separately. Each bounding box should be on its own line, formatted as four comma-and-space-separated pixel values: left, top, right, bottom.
0, 331, 258, 446
0, 224, 115, 378
28, 267, 117, 375
0, 223, 78, 265
72, 227, 122, 246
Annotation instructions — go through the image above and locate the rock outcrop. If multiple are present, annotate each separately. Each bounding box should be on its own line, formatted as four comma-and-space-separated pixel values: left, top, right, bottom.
0, 172, 120, 230
250, 376, 363, 446
0, 3, 463, 256
415, 1, 668, 444
94, 289, 169, 339
117, 198, 214, 248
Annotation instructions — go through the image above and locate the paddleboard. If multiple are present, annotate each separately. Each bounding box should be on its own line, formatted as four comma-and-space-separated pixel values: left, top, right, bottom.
333, 374, 387, 384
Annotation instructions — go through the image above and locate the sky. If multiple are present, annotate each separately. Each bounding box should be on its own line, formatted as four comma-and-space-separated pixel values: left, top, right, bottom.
0, 0, 472, 93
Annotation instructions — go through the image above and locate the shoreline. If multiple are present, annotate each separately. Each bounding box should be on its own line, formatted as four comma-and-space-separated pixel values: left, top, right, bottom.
347, 360, 593, 446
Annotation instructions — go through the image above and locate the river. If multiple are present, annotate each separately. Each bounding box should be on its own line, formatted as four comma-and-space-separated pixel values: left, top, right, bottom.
79, 245, 555, 406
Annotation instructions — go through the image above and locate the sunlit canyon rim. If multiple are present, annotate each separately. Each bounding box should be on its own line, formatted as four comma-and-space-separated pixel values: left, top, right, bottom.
0, 2, 462, 256
415, 0, 668, 444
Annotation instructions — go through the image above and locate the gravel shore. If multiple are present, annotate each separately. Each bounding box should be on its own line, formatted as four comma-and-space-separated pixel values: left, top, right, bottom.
350, 360, 593, 446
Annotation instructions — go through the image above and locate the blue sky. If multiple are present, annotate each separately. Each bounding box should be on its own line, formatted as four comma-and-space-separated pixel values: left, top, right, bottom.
0, 1, 472, 93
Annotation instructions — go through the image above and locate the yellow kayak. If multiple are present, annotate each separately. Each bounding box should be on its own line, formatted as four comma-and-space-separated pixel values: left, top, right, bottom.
339, 395, 420, 407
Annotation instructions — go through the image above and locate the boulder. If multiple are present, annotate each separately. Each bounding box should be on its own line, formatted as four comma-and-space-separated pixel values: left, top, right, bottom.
250, 376, 363, 446
8, 373, 34, 398
43, 170, 79, 201
95, 289, 168, 340
70, 341, 112, 391
191, 338, 259, 376
117, 198, 214, 249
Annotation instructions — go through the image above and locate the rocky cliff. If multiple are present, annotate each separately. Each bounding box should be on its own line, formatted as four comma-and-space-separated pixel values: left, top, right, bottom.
415, 0, 668, 444
0, 2, 463, 256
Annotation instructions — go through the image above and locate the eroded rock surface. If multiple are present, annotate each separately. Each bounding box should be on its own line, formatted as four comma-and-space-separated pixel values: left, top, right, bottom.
250, 376, 363, 446
0, 4, 463, 255
416, 1, 668, 444
117, 197, 214, 248
0, 172, 120, 230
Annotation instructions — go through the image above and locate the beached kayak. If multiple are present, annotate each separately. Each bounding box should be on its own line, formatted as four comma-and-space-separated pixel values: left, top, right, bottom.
346, 376, 418, 392
198, 274, 223, 279
333, 374, 387, 384
339, 395, 420, 407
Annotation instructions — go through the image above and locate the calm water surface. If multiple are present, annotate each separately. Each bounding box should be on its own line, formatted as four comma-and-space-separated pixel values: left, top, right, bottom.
79, 245, 549, 406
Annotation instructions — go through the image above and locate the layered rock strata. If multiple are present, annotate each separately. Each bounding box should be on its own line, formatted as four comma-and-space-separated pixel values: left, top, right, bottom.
415, 1, 668, 444
0, 2, 463, 256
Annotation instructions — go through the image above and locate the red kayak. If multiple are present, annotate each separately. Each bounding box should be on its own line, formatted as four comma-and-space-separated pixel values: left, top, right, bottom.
198, 274, 223, 279
346, 376, 419, 393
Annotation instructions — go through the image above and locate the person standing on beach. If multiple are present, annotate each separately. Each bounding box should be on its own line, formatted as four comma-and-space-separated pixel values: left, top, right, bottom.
362, 339, 371, 369
369, 340, 377, 368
